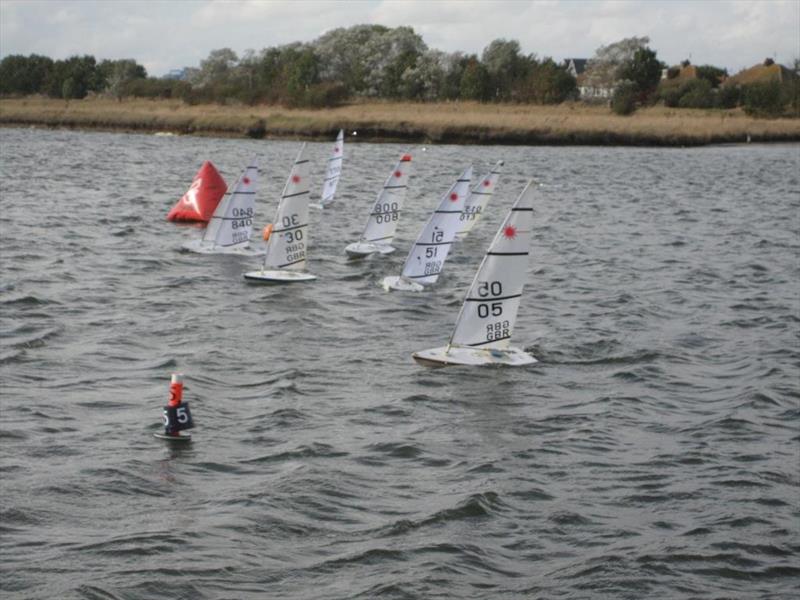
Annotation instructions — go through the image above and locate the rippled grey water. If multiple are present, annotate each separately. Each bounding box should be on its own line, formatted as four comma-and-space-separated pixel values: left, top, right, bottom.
1, 127, 798, 599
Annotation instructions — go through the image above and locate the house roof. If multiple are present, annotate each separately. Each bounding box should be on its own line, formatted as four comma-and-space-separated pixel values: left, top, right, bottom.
724, 62, 796, 87
563, 58, 588, 75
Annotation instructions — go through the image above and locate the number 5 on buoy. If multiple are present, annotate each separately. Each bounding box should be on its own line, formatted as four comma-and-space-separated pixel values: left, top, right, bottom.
155, 373, 195, 441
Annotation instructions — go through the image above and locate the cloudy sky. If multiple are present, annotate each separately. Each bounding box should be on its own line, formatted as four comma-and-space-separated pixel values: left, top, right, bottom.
1, 0, 798, 77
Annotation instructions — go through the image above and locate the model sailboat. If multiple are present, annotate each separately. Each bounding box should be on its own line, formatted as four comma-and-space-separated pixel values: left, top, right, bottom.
182, 158, 261, 254
319, 129, 344, 207
381, 166, 473, 292
412, 180, 538, 367
455, 160, 504, 239
243, 144, 316, 283
344, 152, 413, 258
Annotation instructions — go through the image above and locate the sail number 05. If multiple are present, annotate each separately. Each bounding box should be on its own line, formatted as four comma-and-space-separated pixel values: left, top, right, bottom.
476, 280, 503, 318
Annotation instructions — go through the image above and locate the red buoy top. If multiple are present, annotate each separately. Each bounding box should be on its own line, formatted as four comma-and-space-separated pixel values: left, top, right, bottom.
167, 161, 227, 223
168, 373, 183, 407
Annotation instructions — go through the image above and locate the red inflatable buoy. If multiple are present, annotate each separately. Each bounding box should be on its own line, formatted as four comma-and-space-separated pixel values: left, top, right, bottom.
167, 161, 227, 223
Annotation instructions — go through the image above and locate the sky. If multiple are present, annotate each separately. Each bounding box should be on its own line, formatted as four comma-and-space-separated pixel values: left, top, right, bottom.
1, 0, 798, 77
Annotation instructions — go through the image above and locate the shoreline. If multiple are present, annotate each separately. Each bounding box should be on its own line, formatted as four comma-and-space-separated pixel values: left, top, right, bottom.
2, 97, 798, 146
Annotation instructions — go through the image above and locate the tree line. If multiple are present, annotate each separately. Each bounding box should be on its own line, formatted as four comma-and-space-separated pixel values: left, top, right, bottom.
0, 25, 796, 116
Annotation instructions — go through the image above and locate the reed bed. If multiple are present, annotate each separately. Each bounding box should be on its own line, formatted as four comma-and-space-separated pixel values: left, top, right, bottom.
2, 96, 798, 145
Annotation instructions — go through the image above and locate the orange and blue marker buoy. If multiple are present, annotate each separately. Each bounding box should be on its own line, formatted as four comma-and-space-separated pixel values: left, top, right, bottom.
154, 373, 195, 441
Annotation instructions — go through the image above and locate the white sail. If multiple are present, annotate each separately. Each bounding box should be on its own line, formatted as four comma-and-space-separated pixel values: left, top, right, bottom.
184, 158, 258, 253
319, 129, 344, 206
263, 144, 311, 271
456, 160, 503, 238
383, 166, 472, 290
356, 152, 413, 247
450, 180, 535, 348
412, 181, 538, 367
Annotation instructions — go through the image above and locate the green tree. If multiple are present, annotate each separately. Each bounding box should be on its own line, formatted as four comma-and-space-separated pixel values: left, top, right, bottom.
619, 46, 663, 96
481, 39, 529, 101
284, 46, 321, 105
0, 54, 54, 95
48, 55, 99, 99
459, 56, 490, 101
742, 80, 786, 117
611, 81, 637, 115
97, 59, 147, 100
516, 58, 577, 103
696, 65, 727, 88
195, 48, 238, 87
677, 79, 714, 108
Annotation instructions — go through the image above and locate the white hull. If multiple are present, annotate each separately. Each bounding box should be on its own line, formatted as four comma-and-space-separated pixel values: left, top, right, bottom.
243, 269, 317, 283
381, 275, 425, 292
412, 345, 537, 367
154, 432, 192, 441
182, 239, 265, 256
345, 241, 396, 259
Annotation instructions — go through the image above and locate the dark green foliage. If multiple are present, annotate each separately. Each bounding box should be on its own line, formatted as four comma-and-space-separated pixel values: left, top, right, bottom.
742, 80, 786, 117
299, 82, 349, 108
459, 57, 491, 101
677, 79, 714, 108
515, 58, 577, 103
619, 47, 663, 95
696, 65, 727, 88
123, 78, 191, 100
50, 55, 100, 99
481, 39, 529, 101
658, 85, 682, 107
716, 85, 740, 109
785, 78, 800, 117
0, 54, 53, 95
2, 26, 792, 114
611, 82, 637, 115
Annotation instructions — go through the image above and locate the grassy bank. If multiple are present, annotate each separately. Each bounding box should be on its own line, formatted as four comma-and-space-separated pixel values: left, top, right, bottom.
2, 96, 799, 146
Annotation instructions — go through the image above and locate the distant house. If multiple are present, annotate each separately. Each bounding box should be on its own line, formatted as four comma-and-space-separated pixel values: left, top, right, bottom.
723, 58, 797, 88
164, 68, 189, 81
574, 58, 617, 101
577, 70, 615, 100
661, 61, 699, 82
563, 58, 588, 78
